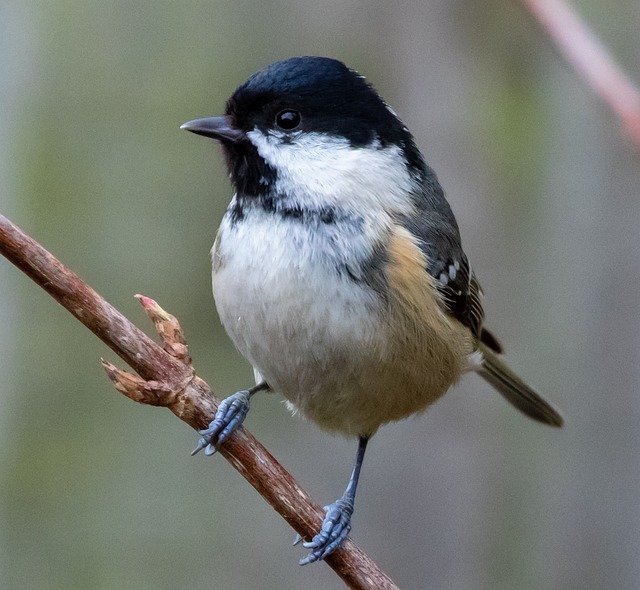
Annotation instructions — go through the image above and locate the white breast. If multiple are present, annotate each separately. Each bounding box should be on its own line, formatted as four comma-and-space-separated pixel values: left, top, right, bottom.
213, 207, 391, 435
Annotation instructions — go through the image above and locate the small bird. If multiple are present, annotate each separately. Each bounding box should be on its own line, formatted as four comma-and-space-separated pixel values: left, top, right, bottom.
182, 56, 563, 565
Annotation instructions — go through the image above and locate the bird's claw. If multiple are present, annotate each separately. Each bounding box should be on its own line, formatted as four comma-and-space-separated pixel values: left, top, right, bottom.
191, 390, 251, 456
299, 498, 353, 565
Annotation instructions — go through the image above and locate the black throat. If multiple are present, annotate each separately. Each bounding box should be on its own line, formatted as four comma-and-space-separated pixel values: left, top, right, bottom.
222, 140, 278, 197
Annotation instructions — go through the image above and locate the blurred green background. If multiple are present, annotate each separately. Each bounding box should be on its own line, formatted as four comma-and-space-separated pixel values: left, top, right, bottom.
1, 1, 640, 589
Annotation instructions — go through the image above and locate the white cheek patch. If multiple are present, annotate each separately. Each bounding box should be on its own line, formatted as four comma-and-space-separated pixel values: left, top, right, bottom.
246, 129, 417, 216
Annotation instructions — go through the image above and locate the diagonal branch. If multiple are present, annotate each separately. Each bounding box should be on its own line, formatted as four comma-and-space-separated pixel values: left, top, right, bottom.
0, 213, 399, 590
520, 0, 640, 148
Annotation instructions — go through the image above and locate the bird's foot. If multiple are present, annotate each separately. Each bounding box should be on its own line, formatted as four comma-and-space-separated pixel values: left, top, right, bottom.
192, 390, 251, 456
298, 497, 353, 565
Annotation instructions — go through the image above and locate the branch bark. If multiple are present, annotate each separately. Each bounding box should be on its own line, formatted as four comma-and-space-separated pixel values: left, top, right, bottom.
520, 0, 640, 148
0, 213, 399, 590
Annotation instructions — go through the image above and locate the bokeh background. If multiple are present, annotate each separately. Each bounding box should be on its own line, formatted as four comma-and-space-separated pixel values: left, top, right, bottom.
1, 1, 640, 589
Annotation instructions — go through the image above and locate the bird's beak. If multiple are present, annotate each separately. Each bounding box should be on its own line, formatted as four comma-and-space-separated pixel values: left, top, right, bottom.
180, 115, 246, 142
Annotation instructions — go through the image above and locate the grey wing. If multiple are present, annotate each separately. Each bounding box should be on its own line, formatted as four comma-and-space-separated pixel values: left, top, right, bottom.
433, 255, 502, 352
402, 181, 502, 352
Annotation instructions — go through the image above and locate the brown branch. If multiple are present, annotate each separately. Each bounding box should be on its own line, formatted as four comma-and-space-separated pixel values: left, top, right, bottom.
0, 213, 399, 590
520, 0, 640, 148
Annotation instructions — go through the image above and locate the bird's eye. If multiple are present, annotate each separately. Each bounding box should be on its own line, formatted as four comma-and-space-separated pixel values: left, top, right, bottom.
275, 109, 301, 130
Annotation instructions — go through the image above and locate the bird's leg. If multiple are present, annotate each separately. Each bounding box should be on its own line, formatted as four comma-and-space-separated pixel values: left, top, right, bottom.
192, 381, 269, 456
298, 436, 369, 565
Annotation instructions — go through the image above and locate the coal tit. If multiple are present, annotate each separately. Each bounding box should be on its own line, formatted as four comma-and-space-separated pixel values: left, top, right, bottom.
182, 56, 563, 565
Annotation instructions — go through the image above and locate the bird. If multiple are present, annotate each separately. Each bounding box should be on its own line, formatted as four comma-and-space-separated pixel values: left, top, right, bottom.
181, 56, 563, 565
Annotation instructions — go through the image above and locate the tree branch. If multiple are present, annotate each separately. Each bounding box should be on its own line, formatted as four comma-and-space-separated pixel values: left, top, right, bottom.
520, 0, 640, 148
0, 213, 399, 590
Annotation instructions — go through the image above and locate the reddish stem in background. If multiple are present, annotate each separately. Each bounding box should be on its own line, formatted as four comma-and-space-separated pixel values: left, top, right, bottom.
521, 0, 640, 147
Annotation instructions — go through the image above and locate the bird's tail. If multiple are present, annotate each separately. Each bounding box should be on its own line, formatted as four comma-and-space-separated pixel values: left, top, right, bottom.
476, 342, 564, 427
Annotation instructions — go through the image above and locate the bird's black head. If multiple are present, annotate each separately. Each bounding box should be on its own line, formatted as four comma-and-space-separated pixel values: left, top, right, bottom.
182, 57, 426, 196
228, 56, 408, 147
